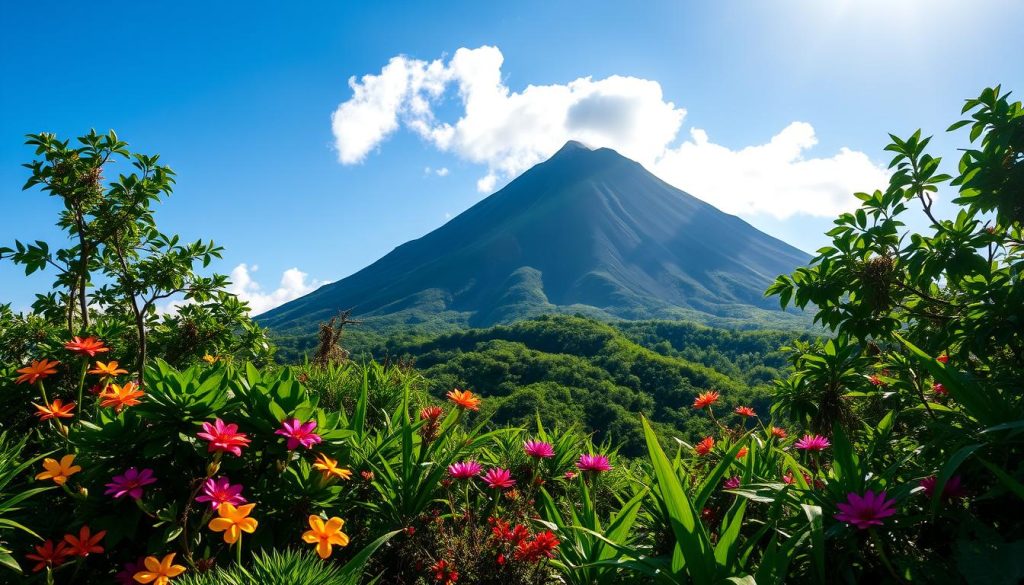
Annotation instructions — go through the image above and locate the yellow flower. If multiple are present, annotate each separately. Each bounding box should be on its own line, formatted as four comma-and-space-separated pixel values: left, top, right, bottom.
133, 552, 186, 584
36, 454, 81, 485
208, 502, 258, 544
301, 515, 349, 559
202, 354, 220, 364
88, 360, 129, 377
312, 453, 353, 481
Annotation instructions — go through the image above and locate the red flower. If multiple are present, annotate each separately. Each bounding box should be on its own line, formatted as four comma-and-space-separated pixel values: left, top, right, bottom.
937, 354, 949, 364
734, 406, 756, 417
932, 383, 948, 396
736, 447, 748, 458
25, 539, 71, 572
419, 406, 444, 422
695, 436, 715, 456
868, 374, 886, 387
64, 525, 106, 557
64, 336, 109, 357
693, 390, 720, 409
431, 559, 459, 584
515, 531, 560, 562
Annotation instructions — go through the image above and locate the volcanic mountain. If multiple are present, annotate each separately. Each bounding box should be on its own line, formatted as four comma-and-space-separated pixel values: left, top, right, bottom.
259, 141, 811, 337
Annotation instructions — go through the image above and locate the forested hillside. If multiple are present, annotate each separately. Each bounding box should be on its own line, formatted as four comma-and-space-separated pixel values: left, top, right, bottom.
378, 315, 801, 455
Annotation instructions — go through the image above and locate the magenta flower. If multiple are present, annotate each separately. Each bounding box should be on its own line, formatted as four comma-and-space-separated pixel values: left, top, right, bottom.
482, 468, 516, 489
197, 418, 251, 457
794, 434, 831, 452
834, 490, 897, 529
275, 418, 322, 450
723, 476, 741, 490
577, 454, 612, 473
920, 475, 967, 501
524, 440, 555, 459
104, 467, 157, 500
448, 461, 482, 480
195, 476, 247, 510
115, 558, 146, 585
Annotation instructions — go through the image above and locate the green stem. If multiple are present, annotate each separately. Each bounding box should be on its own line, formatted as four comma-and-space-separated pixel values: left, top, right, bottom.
871, 529, 904, 584
76, 361, 88, 420
37, 381, 49, 405
236, 536, 243, 565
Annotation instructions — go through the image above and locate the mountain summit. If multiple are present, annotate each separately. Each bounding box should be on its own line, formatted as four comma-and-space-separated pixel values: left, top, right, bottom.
259, 142, 810, 335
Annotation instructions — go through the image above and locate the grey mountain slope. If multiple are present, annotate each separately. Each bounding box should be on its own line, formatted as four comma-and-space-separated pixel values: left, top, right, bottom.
259, 141, 811, 334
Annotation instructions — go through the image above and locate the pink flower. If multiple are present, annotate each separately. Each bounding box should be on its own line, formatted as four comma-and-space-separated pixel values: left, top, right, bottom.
794, 434, 831, 452
104, 467, 156, 500
723, 476, 741, 490
482, 468, 516, 489
195, 476, 247, 510
523, 440, 555, 459
834, 490, 897, 529
932, 383, 947, 396
920, 475, 967, 501
275, 418, 322, 450
577, 454, 612, 473
448, 461, 482, 480
563, 471, 578, 481
197, 418, 251, 457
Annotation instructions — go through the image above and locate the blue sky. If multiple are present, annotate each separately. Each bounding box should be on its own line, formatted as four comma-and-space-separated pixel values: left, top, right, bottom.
2, 0, 1022, 313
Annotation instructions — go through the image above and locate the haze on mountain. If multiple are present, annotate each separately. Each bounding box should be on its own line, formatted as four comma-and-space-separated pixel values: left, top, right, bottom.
259, 141, 812, 338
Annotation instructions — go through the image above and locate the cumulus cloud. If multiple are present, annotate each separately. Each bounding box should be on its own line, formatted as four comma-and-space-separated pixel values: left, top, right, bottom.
330, 46, 888, 218
228, 264, 328, 316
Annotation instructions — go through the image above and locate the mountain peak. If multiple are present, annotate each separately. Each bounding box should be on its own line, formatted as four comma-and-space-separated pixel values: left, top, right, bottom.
551, 140, 593, 157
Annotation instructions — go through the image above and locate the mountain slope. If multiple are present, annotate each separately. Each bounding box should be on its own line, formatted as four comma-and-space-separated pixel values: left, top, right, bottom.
259, 141, 811, 337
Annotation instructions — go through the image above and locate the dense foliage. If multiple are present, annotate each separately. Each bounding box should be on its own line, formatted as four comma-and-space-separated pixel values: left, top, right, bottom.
0, 86, 1021, 585
379, 315, 787, 456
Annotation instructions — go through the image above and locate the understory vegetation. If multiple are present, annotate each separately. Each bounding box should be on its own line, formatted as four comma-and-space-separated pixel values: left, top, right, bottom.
0, 86, 1021, 584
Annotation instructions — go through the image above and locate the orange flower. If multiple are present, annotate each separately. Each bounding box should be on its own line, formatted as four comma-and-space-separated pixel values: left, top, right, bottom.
447, 389, 482, 411
769, 426, 788, 439
695, 436, 715, 456
64, 336, 109, 357
89, 360, 129, 377
133, 552, 186, 584
734, 406, 756, 417
25, 539, 71, 572
301, 515, 350, 559
313, 453, 353, 481
33, 399, 76, 421
64, 525, 106, 557
736, 447, 749, 458
208, 502, 258, 544
693, 390, 720, 410
99, 382, 145, 412
36, 454, 81, 485
15, 359, 60, 384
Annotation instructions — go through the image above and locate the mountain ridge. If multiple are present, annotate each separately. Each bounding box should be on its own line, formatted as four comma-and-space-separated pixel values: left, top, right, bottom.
259, 141, 811, 336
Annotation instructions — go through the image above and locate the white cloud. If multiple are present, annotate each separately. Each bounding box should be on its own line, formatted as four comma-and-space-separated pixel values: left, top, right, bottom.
330, 46, 888, 218
228, 264, 328, 316
434, 167, 449, 177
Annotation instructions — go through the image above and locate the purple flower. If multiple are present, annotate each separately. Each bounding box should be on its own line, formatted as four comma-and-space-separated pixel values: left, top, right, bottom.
195, 476, 247, 510
920, 475, 967, 501
524, 440, 555, 459
275, 418, 322, 450
448, 461, 482, 480
834, 490, 897, 530
794, 434, 831, 452
482, 468, 516, 489
115, 557, 146, 585
577, 454, 612, 473
104, 467, 157, 500
723, 476, 741, 490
